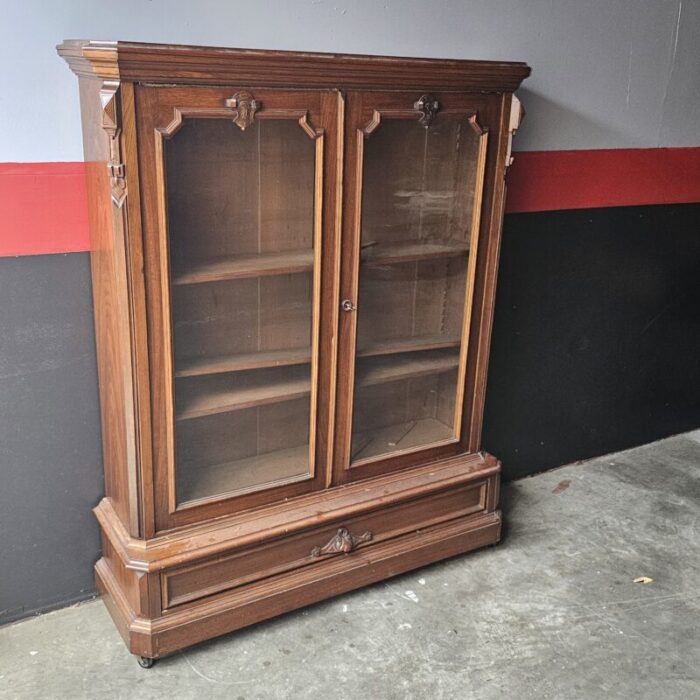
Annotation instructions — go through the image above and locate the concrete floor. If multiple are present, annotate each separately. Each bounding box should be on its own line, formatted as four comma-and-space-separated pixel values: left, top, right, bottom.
1, 432, 699, 700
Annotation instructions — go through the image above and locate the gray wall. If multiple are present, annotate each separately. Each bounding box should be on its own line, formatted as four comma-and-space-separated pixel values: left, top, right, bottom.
1, 0, 699, 161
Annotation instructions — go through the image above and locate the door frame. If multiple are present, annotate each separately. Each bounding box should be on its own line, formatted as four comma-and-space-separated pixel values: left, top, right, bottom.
332, 89, 507, 485
135, 84, 342, 532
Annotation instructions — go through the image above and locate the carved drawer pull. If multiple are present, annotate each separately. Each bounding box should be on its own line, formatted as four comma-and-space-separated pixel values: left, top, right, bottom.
311, 527, 373, 558
225, 91, 260, 131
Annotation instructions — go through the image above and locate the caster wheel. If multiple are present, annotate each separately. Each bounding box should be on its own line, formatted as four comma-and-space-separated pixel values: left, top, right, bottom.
137, 656, 156, 669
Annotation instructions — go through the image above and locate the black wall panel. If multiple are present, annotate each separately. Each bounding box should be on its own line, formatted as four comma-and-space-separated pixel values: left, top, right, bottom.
1, 203, 699, 623
484, 203, 700, 480
0, 254, 102, 625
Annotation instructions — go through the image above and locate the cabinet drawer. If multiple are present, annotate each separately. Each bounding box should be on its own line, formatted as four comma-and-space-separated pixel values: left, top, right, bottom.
162, 480, 487, 609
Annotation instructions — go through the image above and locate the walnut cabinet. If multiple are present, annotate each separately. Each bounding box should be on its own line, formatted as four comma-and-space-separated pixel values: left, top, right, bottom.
59, 40, 529, 663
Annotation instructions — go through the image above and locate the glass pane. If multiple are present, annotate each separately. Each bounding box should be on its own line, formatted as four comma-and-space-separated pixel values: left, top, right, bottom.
165, 117, 317, 503
351, 115, 483, 464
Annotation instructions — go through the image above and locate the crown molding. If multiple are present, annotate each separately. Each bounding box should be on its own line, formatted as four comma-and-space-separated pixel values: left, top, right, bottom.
57, 39, 530, 92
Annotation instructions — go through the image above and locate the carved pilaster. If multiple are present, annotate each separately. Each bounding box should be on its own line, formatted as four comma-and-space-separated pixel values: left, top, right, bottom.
100, 80, 127, 207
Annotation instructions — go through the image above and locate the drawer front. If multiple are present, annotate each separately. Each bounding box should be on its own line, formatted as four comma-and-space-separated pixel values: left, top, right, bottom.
162, 480, 488, 610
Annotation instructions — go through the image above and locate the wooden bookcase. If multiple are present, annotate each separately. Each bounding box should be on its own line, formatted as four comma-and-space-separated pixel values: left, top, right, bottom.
59, 40, 529, 665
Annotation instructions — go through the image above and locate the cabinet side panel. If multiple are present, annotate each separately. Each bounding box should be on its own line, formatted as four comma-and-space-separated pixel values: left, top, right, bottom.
463, 93, 512, 451
78, 77, 138, 533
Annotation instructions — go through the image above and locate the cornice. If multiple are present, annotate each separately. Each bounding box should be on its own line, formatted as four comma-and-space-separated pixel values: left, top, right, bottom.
57, 39, 530, 92
57, 40, 120, 80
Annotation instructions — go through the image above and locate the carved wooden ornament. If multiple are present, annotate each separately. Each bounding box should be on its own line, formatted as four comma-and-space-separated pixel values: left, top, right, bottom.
311, 527, 373, 558
414, 94, 440, 128
100, 81, 127, 207
224, 91, 260, 130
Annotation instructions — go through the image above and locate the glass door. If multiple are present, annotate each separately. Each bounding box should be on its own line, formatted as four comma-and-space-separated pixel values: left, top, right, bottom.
336, 91, 490, 479
136, 86, 339, 529
168, 113, 317, 504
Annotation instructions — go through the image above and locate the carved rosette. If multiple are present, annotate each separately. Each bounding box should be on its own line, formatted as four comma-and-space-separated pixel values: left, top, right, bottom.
311, 527, 373, 558
100, 81, 127, 207
414, 94, 440, 128
224, 91, 261, 131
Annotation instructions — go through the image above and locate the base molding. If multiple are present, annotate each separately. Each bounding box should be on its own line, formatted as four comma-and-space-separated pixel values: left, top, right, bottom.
96, 453, 502, 658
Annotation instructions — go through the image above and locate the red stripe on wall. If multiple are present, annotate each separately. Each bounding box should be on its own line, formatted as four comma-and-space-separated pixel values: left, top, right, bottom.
0, 163, 89, 257
1, 148, 699, 257
506, 147, 700, 213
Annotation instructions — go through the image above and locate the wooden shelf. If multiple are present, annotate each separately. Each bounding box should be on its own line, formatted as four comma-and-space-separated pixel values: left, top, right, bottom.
175, 348, 312, 378
352, 417, 454, 462
172, 249, 314, 285
357, 334, 461, 358
356, 348, 460, 387
177, 371, 311, 421
177, 347, 459, 422
361, 240, 469, 266
178, 445, 310, 503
